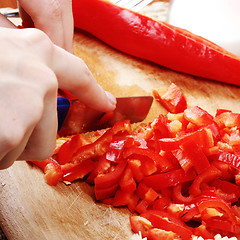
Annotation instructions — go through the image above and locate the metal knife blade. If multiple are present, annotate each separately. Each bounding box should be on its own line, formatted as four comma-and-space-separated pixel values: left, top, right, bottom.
57, 96, 153, 134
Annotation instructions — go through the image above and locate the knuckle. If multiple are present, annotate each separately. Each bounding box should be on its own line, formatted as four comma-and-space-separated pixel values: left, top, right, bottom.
25, 28, 52, 48
0, 127, 25, 152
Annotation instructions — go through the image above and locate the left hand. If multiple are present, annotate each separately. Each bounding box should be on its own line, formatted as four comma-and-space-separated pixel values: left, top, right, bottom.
18, 0, 74, 53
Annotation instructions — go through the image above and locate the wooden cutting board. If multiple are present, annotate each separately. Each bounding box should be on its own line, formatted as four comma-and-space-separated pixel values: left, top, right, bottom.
1, 4, 240, 240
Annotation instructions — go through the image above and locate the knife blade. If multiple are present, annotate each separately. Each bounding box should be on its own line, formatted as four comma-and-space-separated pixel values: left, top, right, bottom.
57, 96, 153, 132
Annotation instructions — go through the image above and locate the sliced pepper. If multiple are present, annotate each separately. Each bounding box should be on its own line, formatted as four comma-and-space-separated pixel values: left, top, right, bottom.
143, 168, 196, 192
153, 83, 187, 114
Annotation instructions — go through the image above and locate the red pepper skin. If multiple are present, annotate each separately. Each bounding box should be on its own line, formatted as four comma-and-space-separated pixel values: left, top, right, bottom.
119, 166, 137, 192
141, 210, 193, 240
153, 83, 187, 114
193, 224, 214, 240
30, 158, 63, 186
218, 151, 240, 170
72, 120, 131, 164
94, 158, 128, 200
189, 165, 222, 196
181, 204, 200, 222
181, 140, 210, 175
158, 128, 214, 151
197, 196, 237, 224
72, 0, 240, 86
148, 228, 178, 240
57, 134, 89, 165
211, 179, 240, 203
123, 147, 174, 172
61, 160, 96, 182
184, 106, 213, 127
172, 183, 194, 204
143, 168, 196, 192
204, 219, 240, 235
130, 216, 152, 238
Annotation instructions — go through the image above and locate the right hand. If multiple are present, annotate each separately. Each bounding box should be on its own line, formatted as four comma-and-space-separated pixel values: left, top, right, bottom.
0, 27, 116, 169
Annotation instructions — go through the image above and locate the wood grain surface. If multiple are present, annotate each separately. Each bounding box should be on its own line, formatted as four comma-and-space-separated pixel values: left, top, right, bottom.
1, 2, 240, 240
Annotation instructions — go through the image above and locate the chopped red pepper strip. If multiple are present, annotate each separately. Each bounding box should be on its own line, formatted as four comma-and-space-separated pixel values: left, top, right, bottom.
218, 151, 240, 170
124, 147, 174, 172
141, 210, 192, 240
153, 83, 187, 114
197, 196, 237, 224
189, 165, 222, 196
181, 140, 210, 175
143, 168, 196, 192
184, 106, 213, 127
57, 133, 90, 165
72, 120, 131, 164
61, 160, 96, 182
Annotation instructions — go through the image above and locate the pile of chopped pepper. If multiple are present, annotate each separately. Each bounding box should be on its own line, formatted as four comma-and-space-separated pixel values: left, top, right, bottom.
30, 83, 240, 239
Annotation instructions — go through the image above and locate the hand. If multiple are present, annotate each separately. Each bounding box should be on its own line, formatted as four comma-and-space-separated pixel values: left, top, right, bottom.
0, 27, 116, 169
18, 0, 74, 52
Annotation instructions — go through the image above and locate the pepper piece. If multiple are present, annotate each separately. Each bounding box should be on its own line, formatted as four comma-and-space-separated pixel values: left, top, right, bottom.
72, 0, 240, 86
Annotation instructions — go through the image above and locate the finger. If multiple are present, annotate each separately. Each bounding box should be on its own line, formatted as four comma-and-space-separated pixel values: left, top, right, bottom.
19, 86, 58, 160
0, 128, 33, 169
58, 0, 74, 52
51, 45, 117, 112
18, 0, 65, 48
17, 64, 58, 161
0, 86, 43, 169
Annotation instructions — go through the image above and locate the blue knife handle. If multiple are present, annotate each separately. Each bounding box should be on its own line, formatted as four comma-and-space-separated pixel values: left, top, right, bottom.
57, 96, 70, 131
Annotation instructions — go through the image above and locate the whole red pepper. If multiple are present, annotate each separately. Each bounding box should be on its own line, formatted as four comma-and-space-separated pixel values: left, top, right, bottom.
72, 0, 240, 86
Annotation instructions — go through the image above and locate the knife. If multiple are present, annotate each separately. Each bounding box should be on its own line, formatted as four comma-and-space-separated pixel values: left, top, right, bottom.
57, 96, 153, 132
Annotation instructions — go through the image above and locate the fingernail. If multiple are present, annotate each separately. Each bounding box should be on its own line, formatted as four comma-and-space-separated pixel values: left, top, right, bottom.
105, 91, 117, 107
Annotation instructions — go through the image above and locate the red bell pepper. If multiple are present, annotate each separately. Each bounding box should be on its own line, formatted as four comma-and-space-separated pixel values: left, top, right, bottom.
193, 224, 214, 239
57, 133, 90, 165
171, 149, 193, 172
172, 183, 194, 204
181, 140, 210, 174
30, 158, 63, 186
158, 127, 214, 151
210, 179, 240, 203
94, 158, 127, 200
196, 196, 237, 224
184, 106, 214, 127
181, 204, 200, 222
204, 218, 240, 235
189, 165, 222, 196
72, 0, 240, 86
105, 136, 134, 163
148, 228, 178, 240
119, 166, 137, 192
72, 120, 131, 164
112, 188, 139, 211
141, 210, 193, 240
130, 216, 152, 238
143, 168, 196, 192
31, 82, 240, 239
218, 151, 240, 170
123, 147, 174, 172
153, 83, 187, 114
61, 160, 96, 182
